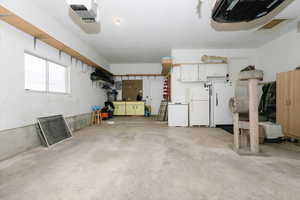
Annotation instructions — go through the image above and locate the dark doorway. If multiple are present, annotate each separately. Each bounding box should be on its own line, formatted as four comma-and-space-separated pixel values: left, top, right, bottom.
122, 80, 143, 101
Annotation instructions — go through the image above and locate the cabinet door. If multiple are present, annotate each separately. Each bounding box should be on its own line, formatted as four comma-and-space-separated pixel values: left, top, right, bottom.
135, 103, 145, 116
190, 100, 209, 126
181, 64, 199, 82
168, 104, 189, 127
289, 70, 300, 138
114, 104, 120, 115
198, 65, 207, 81
206, 64, 228, 77
121, 104, 126, 115
116, 103, 126, 115
126, 103, 136, 115
276, 72, 291, 135
113, 102, 124, 115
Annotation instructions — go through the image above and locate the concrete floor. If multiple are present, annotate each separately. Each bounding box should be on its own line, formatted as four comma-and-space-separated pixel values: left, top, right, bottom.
0, 117, 300, 200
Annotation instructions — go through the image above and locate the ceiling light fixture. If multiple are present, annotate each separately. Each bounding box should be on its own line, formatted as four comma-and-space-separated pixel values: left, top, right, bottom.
113, 17, 122, 26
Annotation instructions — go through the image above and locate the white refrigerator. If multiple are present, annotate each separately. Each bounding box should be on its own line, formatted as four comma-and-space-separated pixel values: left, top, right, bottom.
211, 81, 234, 127
189, 86, 210, 126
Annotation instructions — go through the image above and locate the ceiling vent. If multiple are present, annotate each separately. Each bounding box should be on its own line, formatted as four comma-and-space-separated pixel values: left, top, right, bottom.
66, 0, 99, 23
258, 19, 288, 30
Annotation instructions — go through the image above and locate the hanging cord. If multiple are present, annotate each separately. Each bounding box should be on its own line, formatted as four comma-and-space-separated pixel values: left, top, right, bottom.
70, 56, 73, 66
196, 0, 203, 18
59, 50, 62, 60
33, 37, 38, 50
75, 58, 79, 69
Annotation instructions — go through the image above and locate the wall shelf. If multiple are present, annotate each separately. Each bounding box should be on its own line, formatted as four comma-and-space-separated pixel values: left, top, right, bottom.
161, 63, 172, 76
114, 74, 164, 77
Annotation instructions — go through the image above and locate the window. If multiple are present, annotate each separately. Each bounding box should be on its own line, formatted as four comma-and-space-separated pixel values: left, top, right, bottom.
24, 53, 69, 93
49, 61, 67, 93
24, 53, 47, 91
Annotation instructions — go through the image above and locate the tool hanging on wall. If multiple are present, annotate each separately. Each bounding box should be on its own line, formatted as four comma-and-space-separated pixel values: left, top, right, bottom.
163, 79, 169, 100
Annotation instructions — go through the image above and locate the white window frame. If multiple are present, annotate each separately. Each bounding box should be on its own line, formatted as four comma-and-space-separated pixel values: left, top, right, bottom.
24, 51, 70, 95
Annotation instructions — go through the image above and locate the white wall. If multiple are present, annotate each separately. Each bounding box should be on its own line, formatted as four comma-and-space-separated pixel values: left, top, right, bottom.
171, 49, 257, 102
110, 63, 164, 114
1, 0, 110, 70
257, 27, 300, 82
0, 22, 107, 131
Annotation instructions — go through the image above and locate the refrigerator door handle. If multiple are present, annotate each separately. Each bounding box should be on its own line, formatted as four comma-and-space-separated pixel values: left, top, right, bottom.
216, 93, 219, 106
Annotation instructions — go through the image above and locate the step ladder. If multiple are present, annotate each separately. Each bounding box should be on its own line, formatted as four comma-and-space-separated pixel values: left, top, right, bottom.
156, 101, 168, 121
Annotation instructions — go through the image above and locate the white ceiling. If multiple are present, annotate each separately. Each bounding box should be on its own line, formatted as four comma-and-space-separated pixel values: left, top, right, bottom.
33, 0, 300, 63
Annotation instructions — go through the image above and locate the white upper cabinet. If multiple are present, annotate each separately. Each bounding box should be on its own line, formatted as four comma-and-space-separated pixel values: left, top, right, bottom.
180, 64, 199, 82
180, 63, 227, 82
180, 64, 207, 82
205, 64, 228, 77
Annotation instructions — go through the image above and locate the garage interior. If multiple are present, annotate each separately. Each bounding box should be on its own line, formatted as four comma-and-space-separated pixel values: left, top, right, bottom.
0, 0, 300, 200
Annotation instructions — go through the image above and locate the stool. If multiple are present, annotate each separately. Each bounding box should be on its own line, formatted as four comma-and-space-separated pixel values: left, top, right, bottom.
91, 106, 102, 125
